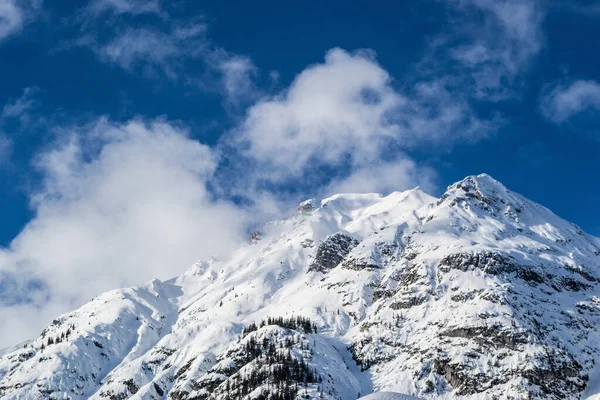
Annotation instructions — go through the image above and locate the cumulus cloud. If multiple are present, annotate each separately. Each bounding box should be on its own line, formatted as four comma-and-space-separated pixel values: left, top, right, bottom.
540, 80, 600, 123
231, 48, 403, 180
0, 117, 247, 346
226, 48, 495, 196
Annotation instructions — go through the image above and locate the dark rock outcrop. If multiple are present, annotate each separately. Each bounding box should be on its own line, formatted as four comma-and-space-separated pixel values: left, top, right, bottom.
308, 232, 358, 273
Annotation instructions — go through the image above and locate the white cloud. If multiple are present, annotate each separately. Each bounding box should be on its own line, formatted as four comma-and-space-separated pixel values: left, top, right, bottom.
227, 48, 495, 189
217, 54, 258, 106
87, 17, 258, 103
69, 2, 205, 80
434, 0, 544, 100
0, 1, 22, 41
97, 23, 206, 79
0, 87, 40, 164
399, 79, 501, 144
232, 48, 404, 180
322, 158, 437, 196
0, 0, 41, 43
0, 117, 248, 346
69, 2, 259, 105
87, 0, 161, 16
540, 80, 600, 123
1, 86, 38, 126
0, 134, 11, 162
566, 2, 600, 16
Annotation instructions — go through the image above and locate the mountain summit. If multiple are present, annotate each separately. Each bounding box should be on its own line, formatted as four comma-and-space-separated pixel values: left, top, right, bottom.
1, 175, 600, 399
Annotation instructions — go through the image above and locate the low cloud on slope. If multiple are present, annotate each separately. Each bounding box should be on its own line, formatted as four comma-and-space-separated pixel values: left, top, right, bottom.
0, 118, 247, 346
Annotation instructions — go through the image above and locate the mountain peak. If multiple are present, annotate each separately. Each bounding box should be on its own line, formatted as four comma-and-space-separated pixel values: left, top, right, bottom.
1, 174, 600, 400
297, 198, 318, 213
438, 173, 512, 208
448, 173, 507, 195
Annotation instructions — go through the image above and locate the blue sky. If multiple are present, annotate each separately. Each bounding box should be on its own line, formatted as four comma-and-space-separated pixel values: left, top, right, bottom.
0, 0, 599, 346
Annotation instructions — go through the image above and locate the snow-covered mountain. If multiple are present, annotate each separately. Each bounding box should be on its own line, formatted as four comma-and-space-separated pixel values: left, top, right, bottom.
2, 174, 600, 399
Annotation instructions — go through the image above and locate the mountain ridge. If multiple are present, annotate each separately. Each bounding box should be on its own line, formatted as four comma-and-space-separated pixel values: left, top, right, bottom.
1, 174, 600, 399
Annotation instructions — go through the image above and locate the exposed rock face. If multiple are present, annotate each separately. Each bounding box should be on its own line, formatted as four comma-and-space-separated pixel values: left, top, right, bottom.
1, 174, 600, 400
248, 229, 262, 244
308, 232, 358, 273
438, 251, 515, 274
297, 198, 318, 214
345, 177, 600, 399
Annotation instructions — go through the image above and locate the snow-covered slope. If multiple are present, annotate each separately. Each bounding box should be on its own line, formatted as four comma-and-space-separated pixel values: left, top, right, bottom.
359, 393, 423, 400
1, 174, 600, 399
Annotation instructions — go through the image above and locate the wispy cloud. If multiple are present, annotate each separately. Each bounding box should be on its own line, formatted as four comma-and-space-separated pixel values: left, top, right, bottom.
564, 2, 600, 17
92, 20, 261, 101
0, 1, 23, 42
216, 54, 259, 107
421, 0, 544, 101
0, 87, 41, 162
540, 79, 600, 123
96, 22, 206, 79
322, 157, 437, 196
0, 135, 11, 162
1, 86, 39, 126
0, 0, 42, 43
86, 0, 161, 16
64, 3, 259, 106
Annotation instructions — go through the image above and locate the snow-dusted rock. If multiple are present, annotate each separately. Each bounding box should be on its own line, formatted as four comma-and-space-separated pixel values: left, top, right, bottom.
359, 392, 423, 400
297, 198, 318, 214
